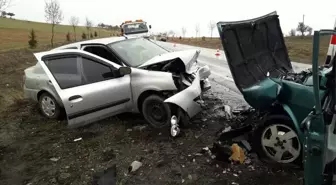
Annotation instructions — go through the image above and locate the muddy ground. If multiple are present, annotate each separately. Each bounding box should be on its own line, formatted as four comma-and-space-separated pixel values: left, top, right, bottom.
0, 47, 303, 185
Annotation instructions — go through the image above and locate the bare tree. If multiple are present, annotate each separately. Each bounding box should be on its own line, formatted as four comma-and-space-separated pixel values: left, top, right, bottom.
0, 0, 12, 12
195, 23, 200, 39
208, 21, 216, 38
296, 22, 312, 38
289, 29, 296, 36
182, 27, 187, 38
69, 16, 79, 41
45, 0, 63, 47
85, 17, 93, 37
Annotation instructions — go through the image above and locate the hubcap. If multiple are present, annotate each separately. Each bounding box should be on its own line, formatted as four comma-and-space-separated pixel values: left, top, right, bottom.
261, 124, 301, 163
41, 96, 56, 117
147, 101, 168, 126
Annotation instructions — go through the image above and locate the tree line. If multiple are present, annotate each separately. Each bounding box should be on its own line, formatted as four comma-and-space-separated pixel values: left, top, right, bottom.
30, 0, 119, 48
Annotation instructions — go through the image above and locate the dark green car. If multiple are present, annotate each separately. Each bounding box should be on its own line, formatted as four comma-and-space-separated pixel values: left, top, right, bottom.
217, 11, 336, 185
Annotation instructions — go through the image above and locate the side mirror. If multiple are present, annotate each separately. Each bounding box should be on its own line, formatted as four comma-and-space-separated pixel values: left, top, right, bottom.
149, 25, 152, 29
119, 66, 131, 76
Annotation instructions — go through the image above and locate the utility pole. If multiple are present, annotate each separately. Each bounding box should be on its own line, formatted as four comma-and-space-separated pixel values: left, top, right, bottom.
303, 14, 305, 24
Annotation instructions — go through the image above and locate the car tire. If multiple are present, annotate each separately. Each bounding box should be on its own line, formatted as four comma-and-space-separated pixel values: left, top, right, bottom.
38, 92, 61, 119
142, 95, 172, 128
252, 115, 302, 165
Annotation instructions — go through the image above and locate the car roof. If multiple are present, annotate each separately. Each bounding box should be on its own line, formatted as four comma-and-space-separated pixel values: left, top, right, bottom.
52, 37, 127, 50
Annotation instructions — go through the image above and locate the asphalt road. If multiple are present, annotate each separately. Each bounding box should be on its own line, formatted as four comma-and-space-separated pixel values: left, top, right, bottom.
154, 40, 312, 96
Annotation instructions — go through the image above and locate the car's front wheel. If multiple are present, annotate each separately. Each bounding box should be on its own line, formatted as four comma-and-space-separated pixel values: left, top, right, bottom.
38, 92, 61, 119
141, 95, 171, 128
253, 115, 302, 165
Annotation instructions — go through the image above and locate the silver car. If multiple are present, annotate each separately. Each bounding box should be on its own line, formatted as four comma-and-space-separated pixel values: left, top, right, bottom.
23, 37, 211, 128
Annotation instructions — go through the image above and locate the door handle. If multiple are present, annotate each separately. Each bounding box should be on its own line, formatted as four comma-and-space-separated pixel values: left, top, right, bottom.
69, 95, 82, 101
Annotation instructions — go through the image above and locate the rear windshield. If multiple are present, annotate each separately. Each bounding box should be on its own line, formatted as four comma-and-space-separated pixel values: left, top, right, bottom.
123, 23, 148, 34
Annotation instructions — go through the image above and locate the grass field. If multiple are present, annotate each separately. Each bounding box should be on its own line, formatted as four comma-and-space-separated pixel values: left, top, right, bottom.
169, 36, 331, 64
0, 17, 119, 51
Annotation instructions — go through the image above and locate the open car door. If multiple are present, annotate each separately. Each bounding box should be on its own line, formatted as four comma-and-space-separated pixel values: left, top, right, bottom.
300, 30, 325, 185
301, 30, 336, 185
34, 49, 132, 128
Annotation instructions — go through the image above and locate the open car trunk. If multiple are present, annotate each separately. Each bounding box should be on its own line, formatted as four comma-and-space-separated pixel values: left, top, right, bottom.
217, 11, 293, 91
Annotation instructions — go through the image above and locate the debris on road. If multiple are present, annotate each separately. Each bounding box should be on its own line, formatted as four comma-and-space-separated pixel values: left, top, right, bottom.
73, 137, 82, 142
230, 144, 246, 164
128, 160, 143, 173
50, 157, 60, 162
170, 115, 180, 137
133, 125, 147, 131
224, 104, 233, 119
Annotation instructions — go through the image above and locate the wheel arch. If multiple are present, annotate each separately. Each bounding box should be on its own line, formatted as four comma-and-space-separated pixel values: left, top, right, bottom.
37, 89, 63, 107
137, 90, 178, 113
266, 104, 303, 142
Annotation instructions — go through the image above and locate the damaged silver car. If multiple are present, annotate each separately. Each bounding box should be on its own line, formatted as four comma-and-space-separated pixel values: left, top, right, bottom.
23, 37, 211, 128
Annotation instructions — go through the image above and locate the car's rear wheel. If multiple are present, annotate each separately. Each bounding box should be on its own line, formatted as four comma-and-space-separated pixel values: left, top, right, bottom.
142, 95, 171, 128
38, 92, 61, 119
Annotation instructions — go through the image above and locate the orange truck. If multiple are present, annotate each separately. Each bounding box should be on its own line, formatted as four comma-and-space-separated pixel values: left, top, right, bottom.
120, 19, 152, 38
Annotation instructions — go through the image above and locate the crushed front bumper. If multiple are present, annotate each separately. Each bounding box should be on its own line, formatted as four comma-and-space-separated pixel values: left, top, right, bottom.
164, 65, 211, 118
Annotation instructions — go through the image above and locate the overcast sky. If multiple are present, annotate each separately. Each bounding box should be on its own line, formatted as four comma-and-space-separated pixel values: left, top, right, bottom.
7, 0, 336, 37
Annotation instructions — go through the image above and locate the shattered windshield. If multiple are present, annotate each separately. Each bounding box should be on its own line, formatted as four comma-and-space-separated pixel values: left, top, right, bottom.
108, 38, 168, 67
122, 23, 148, 34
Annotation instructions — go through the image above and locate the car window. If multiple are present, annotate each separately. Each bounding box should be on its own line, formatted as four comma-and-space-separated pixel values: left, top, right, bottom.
83, 46, 122, 65
45, 57, 83, 89
108, 38, 168, 67
81, 57, 114, 84
123, 23, 148, 34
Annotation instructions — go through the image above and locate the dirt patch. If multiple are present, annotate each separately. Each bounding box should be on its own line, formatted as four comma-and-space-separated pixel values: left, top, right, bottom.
0, 94, 303, 185
0, 47, 303, 185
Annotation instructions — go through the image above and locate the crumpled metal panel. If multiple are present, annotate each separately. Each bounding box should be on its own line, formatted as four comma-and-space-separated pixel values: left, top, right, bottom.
164, 65, 211, 118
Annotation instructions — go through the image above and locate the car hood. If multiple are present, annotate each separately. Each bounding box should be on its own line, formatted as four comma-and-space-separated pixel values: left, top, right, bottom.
138, 49, 200, 74
217, 11, 293, 91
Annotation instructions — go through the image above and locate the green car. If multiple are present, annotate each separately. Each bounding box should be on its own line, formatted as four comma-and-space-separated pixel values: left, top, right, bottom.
217, 11, 336, 185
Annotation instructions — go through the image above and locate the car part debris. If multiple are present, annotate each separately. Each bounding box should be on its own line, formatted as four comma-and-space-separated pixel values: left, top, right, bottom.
170, 115, 180, 137
224, 104, 233, 119
240, 140, 252, 152
229, 144, 246, 164
128, 160, 143, 173
133, 125, 147, 131
73, 137, 82, 142
50, 157, 60, 162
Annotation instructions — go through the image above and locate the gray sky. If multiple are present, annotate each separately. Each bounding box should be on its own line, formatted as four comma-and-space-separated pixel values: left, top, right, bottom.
7, 0, 336, 37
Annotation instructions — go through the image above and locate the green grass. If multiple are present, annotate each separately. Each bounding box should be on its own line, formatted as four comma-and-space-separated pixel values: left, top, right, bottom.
0, 17, 114, 34
0, 17, 119, 51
